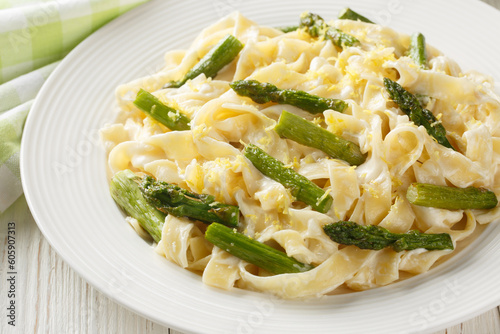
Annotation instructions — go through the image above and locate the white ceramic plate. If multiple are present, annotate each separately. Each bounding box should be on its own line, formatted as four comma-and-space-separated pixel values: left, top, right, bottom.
21, 0, 500, 333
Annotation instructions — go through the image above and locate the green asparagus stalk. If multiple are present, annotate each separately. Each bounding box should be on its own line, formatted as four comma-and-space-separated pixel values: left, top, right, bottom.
277, 25, 299, 33
244, 144, 333, 213
275, 111, 366, 166
406, 183, 498, 210
110, 170, 165, 243
205, 223, 314, 274
409, 32, 427, 69
299, 12, 359, 48
383, 78, 455, 150
140, 175, 239, 227
393, 230, 454, 252
323, 221, 454, 252
230, 80, 347, 113
299, 12, 324, 37
165, 34, 243, 88
133, 89, 190, 131
338, 8, 374, 23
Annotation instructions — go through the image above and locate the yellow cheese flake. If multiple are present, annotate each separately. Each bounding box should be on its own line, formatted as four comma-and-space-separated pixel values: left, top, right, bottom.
345, 67, 361, 85
193, 123, 210, 138
245, 214, 258, 221
233, 154, 246, 170
337, 57, 348, 72
316, 188, 332, 207
391, 176, 402, 189
312, 117, 323, 125
306, 70, 320, 81
207, 169, 217, 184
187, 80, 199, 92
276, 193, 287, 213
258, 135, 272, 148
363, 184, 379, 199
271, 219, 283, 230
325, 115, 345, 134
327, 84, 339, 92
333, 206, 340, 218
214, 157, 232, 169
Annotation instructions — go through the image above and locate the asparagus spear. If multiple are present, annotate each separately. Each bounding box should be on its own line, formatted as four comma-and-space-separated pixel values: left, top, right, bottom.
338, 8, 374, 23
230, 80, 347, 113
244, 144, 333, 213
299, 12, 324, 38
406, 183, 498, 210
409, 32, 427, 69
274, 110, 366, 166
165, 34, 243, 88
133, 89, 190, 131
140, 175, 239, 227
383, 78, 455, 150
393, 230, 454, 252
277, 25, 299, 33
110, 170, 165, 243
299, 12, 359, 48
323, 221, 454, 252
205, 223, 314, 274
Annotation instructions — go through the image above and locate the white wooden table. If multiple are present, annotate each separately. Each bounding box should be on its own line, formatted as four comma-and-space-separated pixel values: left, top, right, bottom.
2, 0, 500, 332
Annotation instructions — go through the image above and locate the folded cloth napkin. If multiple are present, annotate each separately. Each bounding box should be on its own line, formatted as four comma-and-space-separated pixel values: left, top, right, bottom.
0, 0, 148, 214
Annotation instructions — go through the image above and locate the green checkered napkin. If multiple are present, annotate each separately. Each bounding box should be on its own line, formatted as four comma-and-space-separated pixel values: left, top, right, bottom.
0, 0, 149, 214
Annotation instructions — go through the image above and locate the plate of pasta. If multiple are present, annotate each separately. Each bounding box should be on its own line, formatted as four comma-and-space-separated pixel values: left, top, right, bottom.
21, 0, 500, 333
